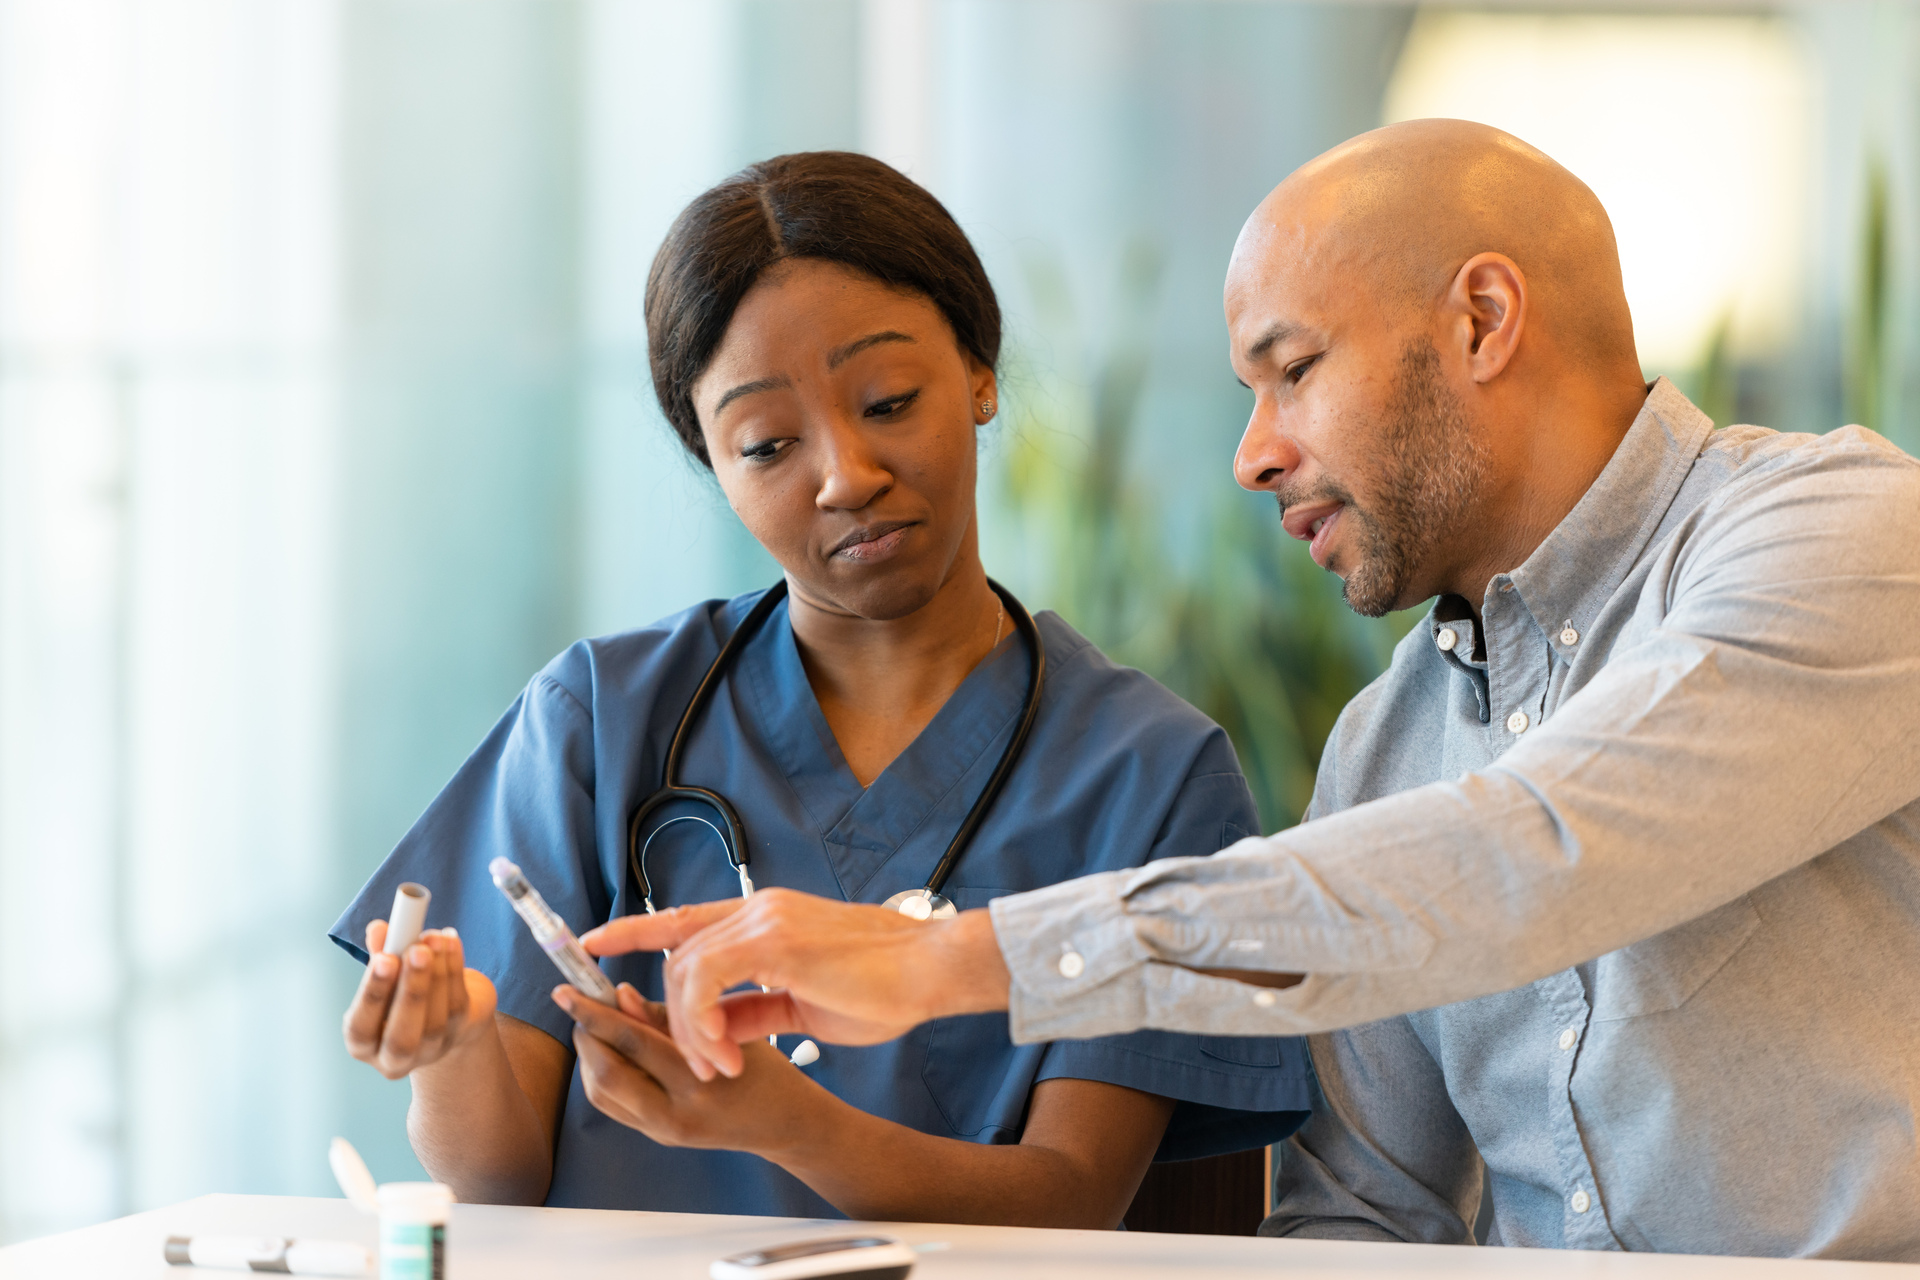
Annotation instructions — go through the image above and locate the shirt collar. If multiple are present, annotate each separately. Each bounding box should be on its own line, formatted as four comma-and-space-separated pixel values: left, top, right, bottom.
1500, 377, 1714, 647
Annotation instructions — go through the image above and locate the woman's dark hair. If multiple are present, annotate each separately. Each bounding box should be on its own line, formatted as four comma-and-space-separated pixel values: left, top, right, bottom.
645, 151, 1001, 467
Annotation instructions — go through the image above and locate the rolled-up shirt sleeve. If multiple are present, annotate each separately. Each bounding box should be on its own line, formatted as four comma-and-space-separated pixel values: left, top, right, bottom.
989, 433, 1920, 1044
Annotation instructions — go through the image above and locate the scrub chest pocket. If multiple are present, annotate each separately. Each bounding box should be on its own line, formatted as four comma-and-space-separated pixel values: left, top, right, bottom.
922, 1012, 1036, 1140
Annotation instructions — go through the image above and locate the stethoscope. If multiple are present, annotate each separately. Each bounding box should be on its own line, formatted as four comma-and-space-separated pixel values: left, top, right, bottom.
624, 577, 1046, 1063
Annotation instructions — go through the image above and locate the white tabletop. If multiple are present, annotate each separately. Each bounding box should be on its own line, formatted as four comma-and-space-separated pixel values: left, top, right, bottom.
2, 1194, 1914, 1279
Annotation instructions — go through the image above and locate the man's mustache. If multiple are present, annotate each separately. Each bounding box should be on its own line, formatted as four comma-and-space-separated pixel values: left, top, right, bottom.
1274, 479, 1357, 518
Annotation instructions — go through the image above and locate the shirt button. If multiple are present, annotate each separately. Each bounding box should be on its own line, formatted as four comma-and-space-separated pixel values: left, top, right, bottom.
1570, 1190, 1591, 1214
1254, 990, 1277, 1008
1435, 627, 1458, 652
1560, 624, 1580, 646
1558, 1028, 1577, 1051
1057, 950, 1085, 979
1506, 710, 1530, 734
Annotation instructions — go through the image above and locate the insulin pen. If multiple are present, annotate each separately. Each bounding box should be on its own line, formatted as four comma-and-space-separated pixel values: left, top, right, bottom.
489, 857, 619, 1005
165, 1236, 368, 1277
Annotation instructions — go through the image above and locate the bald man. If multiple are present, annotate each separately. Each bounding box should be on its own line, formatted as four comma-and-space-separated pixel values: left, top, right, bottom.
570, 122, 1920, 1260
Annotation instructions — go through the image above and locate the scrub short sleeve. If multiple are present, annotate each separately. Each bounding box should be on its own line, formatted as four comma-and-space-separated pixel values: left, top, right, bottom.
1034, 745, 1311, 1160
328, 670, 603, 1048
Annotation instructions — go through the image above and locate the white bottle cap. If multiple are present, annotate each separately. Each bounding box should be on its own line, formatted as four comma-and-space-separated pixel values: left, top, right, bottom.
376, 1182, 455, 1225
381, 883, 431, 955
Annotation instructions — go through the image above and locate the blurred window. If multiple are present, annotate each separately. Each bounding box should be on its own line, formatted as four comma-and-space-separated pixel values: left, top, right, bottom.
1385, 12, 1812, 370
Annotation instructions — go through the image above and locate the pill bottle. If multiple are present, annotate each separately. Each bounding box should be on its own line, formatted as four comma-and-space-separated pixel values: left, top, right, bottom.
376, 1182, 452, 1280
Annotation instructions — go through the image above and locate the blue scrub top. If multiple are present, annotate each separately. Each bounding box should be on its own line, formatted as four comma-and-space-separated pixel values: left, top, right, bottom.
331, 590, 1310, 1217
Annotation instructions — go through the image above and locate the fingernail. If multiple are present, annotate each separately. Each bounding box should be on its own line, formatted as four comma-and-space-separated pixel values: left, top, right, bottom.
409, 945, 430, 969
442, 925, 458, 939
372, 954, 397, 979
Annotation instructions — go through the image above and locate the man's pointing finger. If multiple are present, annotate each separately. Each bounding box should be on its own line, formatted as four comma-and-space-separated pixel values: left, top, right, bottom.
580, 899, 746, 957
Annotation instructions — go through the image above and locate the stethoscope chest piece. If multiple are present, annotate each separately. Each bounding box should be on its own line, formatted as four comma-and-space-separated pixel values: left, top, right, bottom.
883, 887, 956, 920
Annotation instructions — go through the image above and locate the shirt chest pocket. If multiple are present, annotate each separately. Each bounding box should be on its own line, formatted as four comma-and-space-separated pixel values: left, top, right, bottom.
1589, 893, 1762, 1022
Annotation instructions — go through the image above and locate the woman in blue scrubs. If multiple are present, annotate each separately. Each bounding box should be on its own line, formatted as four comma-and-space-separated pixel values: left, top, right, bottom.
332, 151, 1308, 1226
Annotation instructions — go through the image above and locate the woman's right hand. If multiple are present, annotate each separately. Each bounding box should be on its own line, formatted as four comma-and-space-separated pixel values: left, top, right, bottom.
343, 920, 499, 1079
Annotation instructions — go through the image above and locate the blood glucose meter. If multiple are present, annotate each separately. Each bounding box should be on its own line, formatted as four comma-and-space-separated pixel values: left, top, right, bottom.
708, 1236, 916, 1280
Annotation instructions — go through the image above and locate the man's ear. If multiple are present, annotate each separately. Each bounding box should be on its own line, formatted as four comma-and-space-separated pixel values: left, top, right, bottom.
1444, 252, 1528, 384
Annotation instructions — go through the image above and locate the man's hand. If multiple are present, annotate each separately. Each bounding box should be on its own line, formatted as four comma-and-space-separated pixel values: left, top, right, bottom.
579, 889, 1010, 1081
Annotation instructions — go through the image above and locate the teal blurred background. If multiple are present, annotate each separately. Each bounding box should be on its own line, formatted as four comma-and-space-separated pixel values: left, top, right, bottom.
2, 0, 1915, 1243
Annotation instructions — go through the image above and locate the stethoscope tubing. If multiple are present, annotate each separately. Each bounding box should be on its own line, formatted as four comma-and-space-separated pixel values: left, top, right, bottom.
918, 579, 1046, 897
624, 578, 1045, 914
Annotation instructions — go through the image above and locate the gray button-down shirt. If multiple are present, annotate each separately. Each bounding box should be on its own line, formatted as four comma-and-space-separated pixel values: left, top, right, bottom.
987, 380, 1920, 1260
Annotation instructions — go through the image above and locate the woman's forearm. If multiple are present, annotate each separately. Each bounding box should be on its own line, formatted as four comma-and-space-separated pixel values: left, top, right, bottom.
760, 1091, 1141, 1229
406, 1017, 560, 1205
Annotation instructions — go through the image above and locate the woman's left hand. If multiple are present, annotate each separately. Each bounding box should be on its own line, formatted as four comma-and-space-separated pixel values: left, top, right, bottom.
553, 983, 829, 1156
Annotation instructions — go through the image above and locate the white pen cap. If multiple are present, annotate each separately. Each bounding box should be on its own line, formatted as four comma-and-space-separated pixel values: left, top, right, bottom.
382, 883, 431, 955
285, 1240, 371, 1276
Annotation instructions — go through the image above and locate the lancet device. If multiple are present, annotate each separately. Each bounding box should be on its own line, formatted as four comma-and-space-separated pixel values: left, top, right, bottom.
489, 857, 619, 1005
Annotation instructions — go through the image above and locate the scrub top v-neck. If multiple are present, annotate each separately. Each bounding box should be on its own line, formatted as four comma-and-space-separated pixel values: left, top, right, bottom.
332, 590, 1310, 1218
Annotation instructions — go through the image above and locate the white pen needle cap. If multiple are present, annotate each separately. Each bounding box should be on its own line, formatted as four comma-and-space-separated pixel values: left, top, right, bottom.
382, 883, 430, 955
329, 1137, 380, 1214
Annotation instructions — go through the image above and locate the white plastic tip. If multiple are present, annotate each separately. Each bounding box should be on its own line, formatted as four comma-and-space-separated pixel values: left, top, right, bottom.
789, 1039, 820, 1067
329, 1137, 379, 1214
381, 882, 431, 956
488, 857, 518, 883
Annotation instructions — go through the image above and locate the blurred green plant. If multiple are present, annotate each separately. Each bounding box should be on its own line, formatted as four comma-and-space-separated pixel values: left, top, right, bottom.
992, 242, 1418, 832
1846, 153, 1891, 435
1686, 310, 1738, 428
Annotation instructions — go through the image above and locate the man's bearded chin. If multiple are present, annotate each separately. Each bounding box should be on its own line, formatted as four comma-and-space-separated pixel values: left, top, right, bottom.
1275, 480, 1405, 619
1333, 501, 1413, 618
1280, 343, 1488, 619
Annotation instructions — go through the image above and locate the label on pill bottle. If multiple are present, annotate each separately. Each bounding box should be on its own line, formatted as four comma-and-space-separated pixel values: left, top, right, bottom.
380, 1221, 445, 1280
